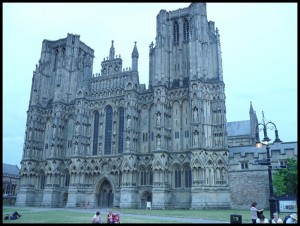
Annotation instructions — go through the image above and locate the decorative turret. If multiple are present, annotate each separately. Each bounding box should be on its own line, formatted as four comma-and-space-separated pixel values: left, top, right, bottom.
109, 40, 115, 60
131, 42, 139, 71
101, 41, 122, 76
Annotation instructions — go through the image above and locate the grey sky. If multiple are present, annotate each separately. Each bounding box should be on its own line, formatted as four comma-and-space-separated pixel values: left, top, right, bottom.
3, 3, 297, 167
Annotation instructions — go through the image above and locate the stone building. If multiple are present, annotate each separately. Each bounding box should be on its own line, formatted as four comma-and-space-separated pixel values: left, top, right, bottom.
15, 3, 297, 210
226, 104, 297, 209
228, 141, 297, 209
3, 163, 20, 196
3, 163, 20, 205
227, 102, 258, 148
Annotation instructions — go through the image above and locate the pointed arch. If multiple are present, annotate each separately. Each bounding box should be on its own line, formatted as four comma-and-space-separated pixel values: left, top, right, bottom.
118, 107, 124, 153
94, 174, 116, 208
36, 170, 46, 190
104, 105, 113, 155
93, 110, 99, 155
173, 20, 179, 43
183, 18, 189, 41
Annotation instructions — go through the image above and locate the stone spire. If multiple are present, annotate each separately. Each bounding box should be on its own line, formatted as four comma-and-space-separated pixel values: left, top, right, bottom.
109, 40, 115, 60
131, 41, 139, 71
249, 101, 254, 114
249, 101, 258, 145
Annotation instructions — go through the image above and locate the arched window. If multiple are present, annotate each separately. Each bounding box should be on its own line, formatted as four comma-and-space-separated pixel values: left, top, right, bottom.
173, 21, 179, 43
54, 49, 59, 69
140, 168, 147, 186
6, 185, 10, 195
65, 171, 70, 187
92, 111, 99, 155
104, 106, 113, 155
118, 172, 122, 187
184, 167, 192, 187
39, 172, 45, 190
118, 107, 124, 153
149, 170, 153, 185
175, 167, 181, 188
62, 47, 66, 56
183, 19, 189, 41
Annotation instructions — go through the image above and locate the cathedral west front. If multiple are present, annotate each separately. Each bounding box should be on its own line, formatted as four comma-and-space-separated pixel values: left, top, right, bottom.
16, 3, 231, 209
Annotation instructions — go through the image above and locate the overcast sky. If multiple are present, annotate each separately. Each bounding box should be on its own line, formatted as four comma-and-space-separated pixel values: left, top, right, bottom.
3, 3, 297, 167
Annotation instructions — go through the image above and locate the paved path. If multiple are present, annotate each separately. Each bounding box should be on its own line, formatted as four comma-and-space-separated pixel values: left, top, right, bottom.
10, 206, 229, 224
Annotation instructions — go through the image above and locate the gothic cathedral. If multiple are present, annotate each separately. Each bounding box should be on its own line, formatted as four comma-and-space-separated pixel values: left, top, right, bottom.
16, 3, 230, 209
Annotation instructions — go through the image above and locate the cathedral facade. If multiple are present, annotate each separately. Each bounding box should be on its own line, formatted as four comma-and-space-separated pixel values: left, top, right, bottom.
16, 3, 231, 209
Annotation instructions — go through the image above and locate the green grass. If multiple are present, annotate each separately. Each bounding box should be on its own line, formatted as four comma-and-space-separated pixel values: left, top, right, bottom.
2, 206, 270, 224
120, 208, 270, 223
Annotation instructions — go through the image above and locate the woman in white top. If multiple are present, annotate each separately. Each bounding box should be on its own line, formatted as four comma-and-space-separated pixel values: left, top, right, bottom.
251, 202, 264, 224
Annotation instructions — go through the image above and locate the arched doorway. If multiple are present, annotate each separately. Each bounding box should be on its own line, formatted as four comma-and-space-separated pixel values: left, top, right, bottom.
98, 178, 114, 208
141, 191, 152, 209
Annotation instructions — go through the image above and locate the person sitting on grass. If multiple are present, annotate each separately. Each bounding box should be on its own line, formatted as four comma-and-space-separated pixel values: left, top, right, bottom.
107, 210, 114, 224
92, 211, 101, 224
286, 213, 297, 224
4, 211, 22, 220
113, 207, 120, 224
271, 212, 283, 224
256, 214, 269, 224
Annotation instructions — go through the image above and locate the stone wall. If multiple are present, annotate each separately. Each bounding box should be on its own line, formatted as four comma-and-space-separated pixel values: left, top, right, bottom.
229, 170, 269, 209
228, 142, 297, 210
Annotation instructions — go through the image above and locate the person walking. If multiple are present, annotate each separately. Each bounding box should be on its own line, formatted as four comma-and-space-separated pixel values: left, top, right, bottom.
251, 202, 264, 224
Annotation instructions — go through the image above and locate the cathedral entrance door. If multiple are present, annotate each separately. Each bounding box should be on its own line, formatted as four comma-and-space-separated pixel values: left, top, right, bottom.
141, 191, 152, 209
98, 179, 114, 208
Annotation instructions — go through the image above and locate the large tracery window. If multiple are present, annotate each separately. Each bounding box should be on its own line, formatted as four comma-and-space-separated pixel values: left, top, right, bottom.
183, 18, 189, 41
104, 106, 113, 155
118, 107, 124, 153
140, 167, 153, 186
92, 110, 99, 155
173, 21, 179, 43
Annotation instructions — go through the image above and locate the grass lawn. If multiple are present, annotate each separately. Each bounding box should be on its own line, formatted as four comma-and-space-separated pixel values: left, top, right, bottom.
2, 206, 270, 224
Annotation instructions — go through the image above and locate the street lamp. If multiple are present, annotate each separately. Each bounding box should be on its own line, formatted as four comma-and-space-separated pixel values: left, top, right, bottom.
255, 111, 282, 220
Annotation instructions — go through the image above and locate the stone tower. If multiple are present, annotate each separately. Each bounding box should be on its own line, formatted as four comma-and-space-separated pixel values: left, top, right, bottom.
16, 3, 230, 209
148, 2, 228, 209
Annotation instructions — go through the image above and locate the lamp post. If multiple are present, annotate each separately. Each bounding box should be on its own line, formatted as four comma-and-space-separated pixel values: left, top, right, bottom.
255, 111, 282, 220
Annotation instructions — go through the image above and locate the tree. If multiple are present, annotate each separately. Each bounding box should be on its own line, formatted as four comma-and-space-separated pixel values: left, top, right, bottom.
273, 158, 297, 196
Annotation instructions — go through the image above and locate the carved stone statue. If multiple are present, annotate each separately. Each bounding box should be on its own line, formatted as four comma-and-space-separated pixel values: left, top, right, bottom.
193, 108, 198, 121
157, 113, 161, 126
